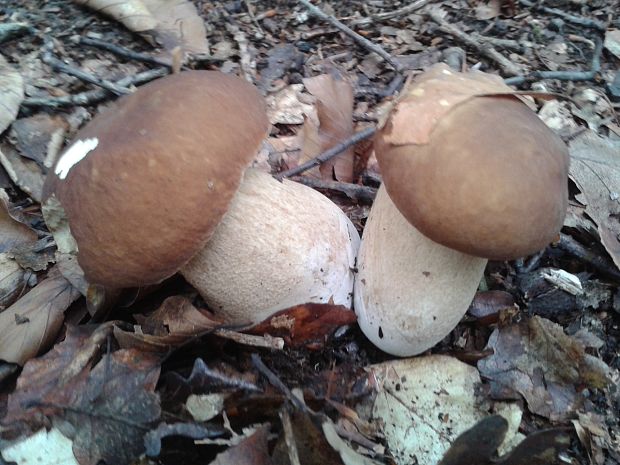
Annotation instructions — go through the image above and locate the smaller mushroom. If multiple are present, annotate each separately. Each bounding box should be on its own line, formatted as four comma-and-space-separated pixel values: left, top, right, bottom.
354, 64, 570, 355
42, 71, 359, 324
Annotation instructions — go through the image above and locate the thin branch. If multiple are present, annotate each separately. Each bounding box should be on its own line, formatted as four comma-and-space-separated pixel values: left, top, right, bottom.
251, 354, 308, 412
41, 47, 132, 96
22, 68, 169, 108
291, 176, 377, 203
275, 126, 376, 180
78, 37, 171, 68
427, 9, 522, 76
350, 0, 431, 26
280, 408, 302, 465
504, 36, 602, 86
298, 0, 403, 72
519, 0, 607, 32
557, 233, 620, 280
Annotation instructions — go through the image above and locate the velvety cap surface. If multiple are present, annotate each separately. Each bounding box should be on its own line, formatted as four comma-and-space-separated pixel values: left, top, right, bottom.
43, 71, 269, 287
376, 94, 569, 260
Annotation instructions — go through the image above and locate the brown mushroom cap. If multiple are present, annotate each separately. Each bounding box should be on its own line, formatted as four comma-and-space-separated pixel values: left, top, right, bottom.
376, 75, 569, 260
43, 71, 269, 287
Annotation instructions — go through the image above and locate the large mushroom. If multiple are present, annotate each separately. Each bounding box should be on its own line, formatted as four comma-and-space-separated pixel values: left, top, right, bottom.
355, 64, 570, 356
43, 71, 359, 324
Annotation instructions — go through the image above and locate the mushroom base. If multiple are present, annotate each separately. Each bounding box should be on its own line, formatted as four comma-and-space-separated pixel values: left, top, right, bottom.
180, 169, 360, 324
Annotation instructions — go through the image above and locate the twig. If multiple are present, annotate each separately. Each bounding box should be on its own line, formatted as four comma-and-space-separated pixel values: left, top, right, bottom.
427, 9, 522, 76
214, 328, 284, 350
243, 0, 264, 33
298, 0, 403, 72
275, 126, 376, 180
22, 68, 169, 108
41, 47, 132, 96
291, 176, 377, 203
557, 233, 620, 280
251, 354, 307, 412
519, 0, 607, 32
78, 37, 171, 68
504, 36, 602, 86
472, 34, 524, 53
350, 0, 431, 26
280, 408, 302, 465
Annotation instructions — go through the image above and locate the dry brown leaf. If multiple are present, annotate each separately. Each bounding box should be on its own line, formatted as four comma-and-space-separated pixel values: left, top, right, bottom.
302, 73, 355, 182
0, 267, 80, 365
0, 253, 26, 310
248, 303, 357, 349
478, 316, 612, 421
568, 130, 620, 270
0, 144, 45, 202
210, 425, 273, 465
0, 53, 24, 135
9, 114, 67, 166
72, 0, 208, 56
114, 296, 223, 352
0, 189, 37, 253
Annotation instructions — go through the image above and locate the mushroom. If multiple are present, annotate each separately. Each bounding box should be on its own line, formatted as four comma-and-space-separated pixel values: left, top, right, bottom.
354, 186, 487, 356
376, 64, 569, 260
354, 64, 569, 355
43, 71, 359, 324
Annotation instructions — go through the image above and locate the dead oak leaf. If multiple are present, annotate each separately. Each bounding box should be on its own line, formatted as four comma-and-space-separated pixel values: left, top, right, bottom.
0, 53, 24, 135
3, 324, 161, 465
477, 316, 612, 421
72, 0, 209, 56
302, 73, 355, 182
67, 349, 161, 465
248, 303, 357, 349
114, 296, 223, 353
568, 130, 620, 271
0, 268, 80, 365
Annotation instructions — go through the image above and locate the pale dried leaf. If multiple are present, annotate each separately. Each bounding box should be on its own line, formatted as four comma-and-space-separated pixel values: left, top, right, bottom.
0, 268, 80, 365
302, 74, 354, 182
266, 84, 315, 125
475, 0, 501, 20
142, 0, 209, 55
368, 355, 520, 465
1, 428, 79, 465
604, 29, 620, 59
72, 0, 208, 56
568, 131, 620, 270
71, 0, 157, 32
0, 54, 24, 136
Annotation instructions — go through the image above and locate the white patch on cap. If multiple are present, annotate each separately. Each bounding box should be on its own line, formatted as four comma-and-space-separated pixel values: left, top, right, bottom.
55, 138, 99, 180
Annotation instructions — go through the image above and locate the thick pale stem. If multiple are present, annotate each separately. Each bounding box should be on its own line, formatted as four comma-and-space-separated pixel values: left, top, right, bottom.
181, 169, 360, 324
354, 185, 487, 356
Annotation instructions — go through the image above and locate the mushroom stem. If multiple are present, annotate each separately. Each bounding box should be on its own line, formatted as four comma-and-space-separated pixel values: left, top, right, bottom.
180, 169, 360, 324
354, 185, 487, 356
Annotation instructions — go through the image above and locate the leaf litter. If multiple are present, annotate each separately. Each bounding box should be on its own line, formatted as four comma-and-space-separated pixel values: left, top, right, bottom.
0, 0, 619, 464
